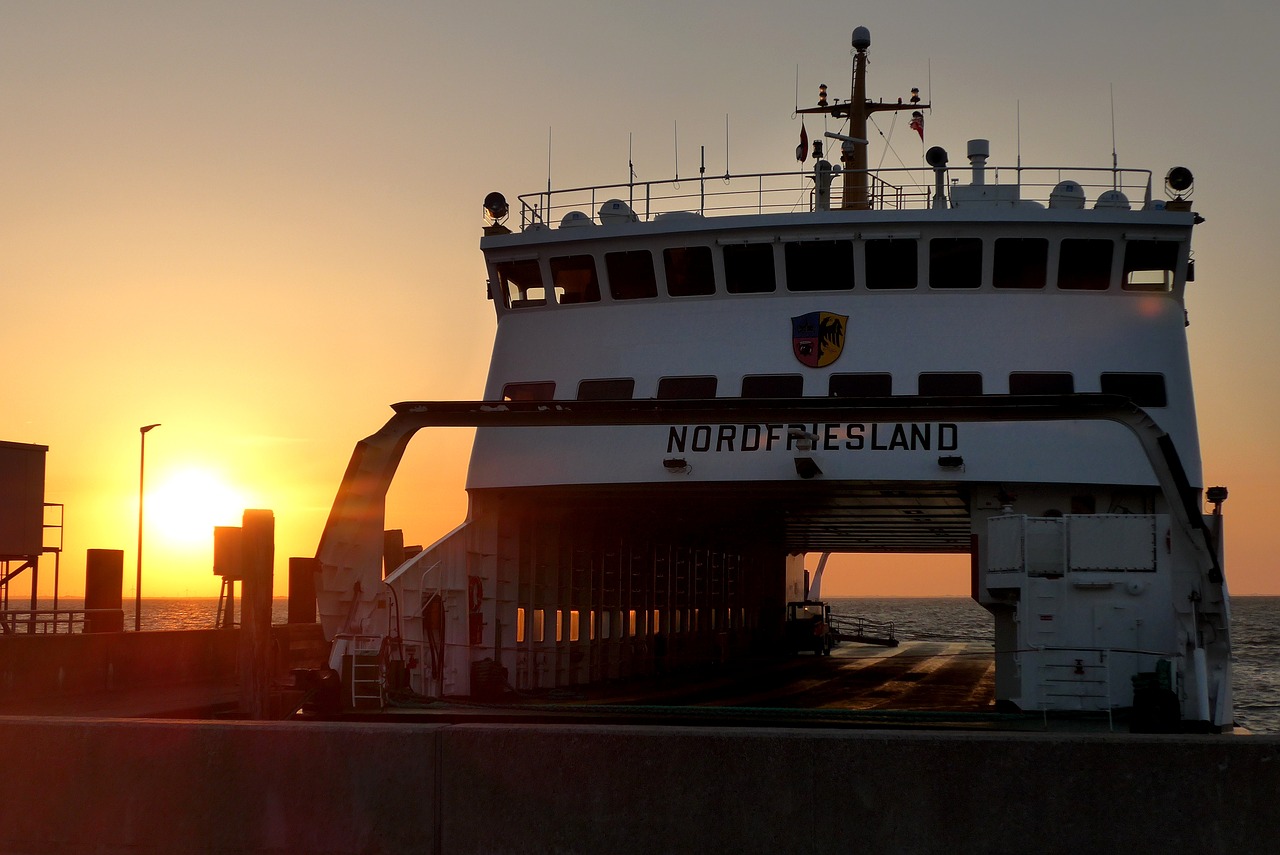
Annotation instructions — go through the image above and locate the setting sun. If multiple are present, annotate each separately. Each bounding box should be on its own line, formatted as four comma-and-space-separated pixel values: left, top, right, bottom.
146, 467, 251, 549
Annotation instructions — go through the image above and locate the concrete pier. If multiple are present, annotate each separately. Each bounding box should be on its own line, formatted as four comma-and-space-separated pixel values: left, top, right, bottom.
0, 717, 1275, 854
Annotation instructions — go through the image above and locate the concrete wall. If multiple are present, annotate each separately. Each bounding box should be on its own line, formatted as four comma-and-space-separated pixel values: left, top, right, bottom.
0, 626, 325, 707
0, 718, 1276, 854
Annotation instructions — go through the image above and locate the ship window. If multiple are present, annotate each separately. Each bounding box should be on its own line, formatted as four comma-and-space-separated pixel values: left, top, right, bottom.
724, 243, 776, 293
929, 238, 983, 289
600, 610, 610, 640
993, 238, 1048, 289
1123, 240, 1179, 292
1058, 239, 1113, 290
829, 373, 893, 397
741, 374, 803, 397
549, 255, 600, 304
1101, 372, 1167, 407
785, 240, 855, 291
497, 258, 546, 308
517, 608, 526, 643
606, 249, 657, 300
569, 610, 580, 642
864, 239, 918, 289
577, 378, 635, 400
918, 372, 983, 395
657, 376, 717, 399
533, 609, 545, 643
503, 381, 555, 401
664, 246, 716, 297
1009, 372, 1074, 394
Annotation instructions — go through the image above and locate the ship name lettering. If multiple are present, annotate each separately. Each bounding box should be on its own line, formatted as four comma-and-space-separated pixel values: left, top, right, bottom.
666, 422, 958, 454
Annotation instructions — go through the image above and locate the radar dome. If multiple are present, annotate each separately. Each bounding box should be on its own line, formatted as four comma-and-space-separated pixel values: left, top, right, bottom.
598, 199, 638, 224
1048, 180, 1086, 210
852, 27, 871, 50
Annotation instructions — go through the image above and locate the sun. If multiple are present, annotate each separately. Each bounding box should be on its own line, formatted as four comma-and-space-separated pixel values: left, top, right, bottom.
146, 466, 250, 548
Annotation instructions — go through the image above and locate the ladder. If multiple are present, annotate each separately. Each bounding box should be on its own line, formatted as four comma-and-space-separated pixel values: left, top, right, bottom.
350, 635, 384, 709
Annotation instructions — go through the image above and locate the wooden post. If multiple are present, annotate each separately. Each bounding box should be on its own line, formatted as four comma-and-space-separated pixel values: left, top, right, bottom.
84, 549, 125, 633
287, 557, 318, 624
238, 509, 274, 719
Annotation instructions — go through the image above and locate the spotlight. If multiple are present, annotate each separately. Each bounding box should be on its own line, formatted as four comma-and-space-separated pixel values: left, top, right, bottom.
1207, 485, 1228, 511
794, 457, 822, 479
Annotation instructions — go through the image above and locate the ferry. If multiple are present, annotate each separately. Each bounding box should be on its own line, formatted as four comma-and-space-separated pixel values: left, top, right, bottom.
314, 27, 1233, 731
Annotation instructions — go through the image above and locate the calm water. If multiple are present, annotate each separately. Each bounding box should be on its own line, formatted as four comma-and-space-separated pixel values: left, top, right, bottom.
831, 596, 1280, 733
12, 595, 1278, 732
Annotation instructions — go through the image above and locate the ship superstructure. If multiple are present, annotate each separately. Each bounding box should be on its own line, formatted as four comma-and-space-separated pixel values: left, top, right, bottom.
315, 27, 1231, 729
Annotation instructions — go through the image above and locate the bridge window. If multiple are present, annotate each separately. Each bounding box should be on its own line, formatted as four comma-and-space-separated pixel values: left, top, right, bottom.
1123, 240, 1179, 292
606, 249, 657, 300
497, 258, 546, 308
724, 243, 776, 293
1058, 239, 1113, 290
549, 255, 600, 304
577, 378, 635, 400
503, 381, 555, 401
929, 238, 982, 289
741, 374, 803, 397
993, 238, 1048, 289
829, 373, 893, 397
785, 240, 855, 291
864, 239, 918, 289
1101, 372, 1167, 407
657, 376, 718, 399
664, 246, 716, 297
1009, 372, 1075, 394
919, 372, 983, 395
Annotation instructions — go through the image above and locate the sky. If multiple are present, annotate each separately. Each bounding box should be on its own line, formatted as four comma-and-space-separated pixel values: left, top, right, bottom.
2, 1, 1279, 599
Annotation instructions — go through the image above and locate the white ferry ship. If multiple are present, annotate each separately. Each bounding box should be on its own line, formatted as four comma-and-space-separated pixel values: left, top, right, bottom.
315, 27, 1232, 730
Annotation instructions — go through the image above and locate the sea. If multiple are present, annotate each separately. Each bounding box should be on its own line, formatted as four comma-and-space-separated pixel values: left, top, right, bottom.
10, 595, 1278, 733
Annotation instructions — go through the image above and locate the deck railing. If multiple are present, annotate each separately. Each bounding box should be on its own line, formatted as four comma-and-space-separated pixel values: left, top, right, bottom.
515, 165, 1156, 231
0, 609, 123, 635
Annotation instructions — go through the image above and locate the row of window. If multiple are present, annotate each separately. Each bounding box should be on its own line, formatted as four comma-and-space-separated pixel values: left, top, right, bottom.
504, 371, 1169, 407
515, 605, 743, 643
495, 236, 1184, 308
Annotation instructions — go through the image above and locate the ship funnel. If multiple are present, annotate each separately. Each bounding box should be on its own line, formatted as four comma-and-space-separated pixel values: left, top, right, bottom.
967, 139, 990, 186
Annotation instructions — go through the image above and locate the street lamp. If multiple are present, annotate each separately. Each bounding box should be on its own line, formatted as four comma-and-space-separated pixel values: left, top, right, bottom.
136, 423, 160, 631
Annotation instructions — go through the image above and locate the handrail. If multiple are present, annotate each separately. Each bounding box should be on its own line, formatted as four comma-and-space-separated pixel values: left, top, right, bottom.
512, 165, 1157, 231
0, 608, 121, 635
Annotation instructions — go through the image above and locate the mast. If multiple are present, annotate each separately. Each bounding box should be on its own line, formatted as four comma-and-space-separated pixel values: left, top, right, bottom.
798, 26, 929, 210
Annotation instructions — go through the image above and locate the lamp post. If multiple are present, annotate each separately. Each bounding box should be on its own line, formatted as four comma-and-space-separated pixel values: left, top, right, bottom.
136, 423, 160, 631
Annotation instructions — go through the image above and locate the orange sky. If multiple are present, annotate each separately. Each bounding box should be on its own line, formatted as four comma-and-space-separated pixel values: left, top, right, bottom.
3, 2, 1278, 599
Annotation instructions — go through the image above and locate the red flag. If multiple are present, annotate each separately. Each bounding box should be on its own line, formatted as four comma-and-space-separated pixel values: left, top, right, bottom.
796, 122, 808, 162
910, 111, 924, 141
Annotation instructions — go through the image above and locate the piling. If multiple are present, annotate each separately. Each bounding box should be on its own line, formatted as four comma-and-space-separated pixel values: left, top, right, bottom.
84, 549, 124, 633
238, 509, 274, 719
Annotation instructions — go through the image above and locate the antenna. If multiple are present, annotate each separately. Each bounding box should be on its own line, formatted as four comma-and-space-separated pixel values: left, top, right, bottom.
674, 120, 679, 182
1016, 100, 1022, 170
545, 127, 552, 222
1109, 83, 1119, 189
724, 114, 730, 179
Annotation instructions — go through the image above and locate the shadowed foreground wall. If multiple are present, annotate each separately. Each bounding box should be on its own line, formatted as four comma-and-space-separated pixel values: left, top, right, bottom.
0, 719, 1276, 854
